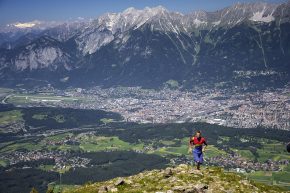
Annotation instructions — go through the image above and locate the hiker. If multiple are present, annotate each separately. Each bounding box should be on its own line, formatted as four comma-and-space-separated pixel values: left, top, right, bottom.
188, 130, 207, 170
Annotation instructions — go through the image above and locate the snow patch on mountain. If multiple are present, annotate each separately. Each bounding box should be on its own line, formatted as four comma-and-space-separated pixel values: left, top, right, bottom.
193, 18, 207, 27
250, 10, 275, 22
75, 6, 171, 55
1, 2, 288, 73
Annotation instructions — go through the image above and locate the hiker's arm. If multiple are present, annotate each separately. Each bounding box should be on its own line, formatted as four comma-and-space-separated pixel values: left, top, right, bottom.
188, 138, 193, 153
189, 137, 193, 148
202, 140, 207, 151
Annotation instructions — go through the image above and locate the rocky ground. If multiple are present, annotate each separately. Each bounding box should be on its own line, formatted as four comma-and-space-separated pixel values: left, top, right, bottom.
62, 164, 289, 193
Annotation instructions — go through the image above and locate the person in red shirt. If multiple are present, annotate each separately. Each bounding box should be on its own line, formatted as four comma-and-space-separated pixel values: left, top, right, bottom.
189, 130, 207, 170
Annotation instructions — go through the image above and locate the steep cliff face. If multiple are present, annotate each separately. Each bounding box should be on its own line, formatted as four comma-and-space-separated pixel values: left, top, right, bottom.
61, 164, 288, 193
1, 2, 290, 89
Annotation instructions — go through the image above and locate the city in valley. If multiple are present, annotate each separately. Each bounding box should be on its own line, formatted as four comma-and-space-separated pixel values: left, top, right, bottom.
3, 85, 289, 131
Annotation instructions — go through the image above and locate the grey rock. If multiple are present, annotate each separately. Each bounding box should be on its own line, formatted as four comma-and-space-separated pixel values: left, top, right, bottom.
114, 178, 125, 186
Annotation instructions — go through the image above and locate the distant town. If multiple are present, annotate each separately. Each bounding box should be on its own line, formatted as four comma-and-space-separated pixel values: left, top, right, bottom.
2, 130, 289, 173
6, 85, 290, 130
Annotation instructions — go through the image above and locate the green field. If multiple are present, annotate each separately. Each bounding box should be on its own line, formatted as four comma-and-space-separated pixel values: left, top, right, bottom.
48, 184, 78, 193
246, 169, 290, 190
6, 93, 81, 104
226, 136, 290, 162
151, 137, 189, 155
0, 133, 74, 153
0, 110, 23, 125
0, 132, 144, 154
207, 135, 290, 190
100, 118, 115, 124
0, 87, 14, 92
38, 164, 55, 171
32, 113, 66, 123
79, 136, 134, 152
230, 148, 255, 160
0, 141, 43, 153
0, 159, 8, 167
257, 142, 289, 162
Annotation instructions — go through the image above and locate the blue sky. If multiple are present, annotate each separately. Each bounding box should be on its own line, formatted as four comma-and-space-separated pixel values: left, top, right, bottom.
0, 0, 287, 25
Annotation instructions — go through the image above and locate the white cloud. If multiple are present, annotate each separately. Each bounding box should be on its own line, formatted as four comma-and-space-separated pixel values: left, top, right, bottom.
13, 20, 42, 28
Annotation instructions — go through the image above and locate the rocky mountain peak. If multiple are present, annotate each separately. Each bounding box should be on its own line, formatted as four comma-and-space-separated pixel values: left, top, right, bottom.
0, 2, 289, 89
61, 164, 287, 193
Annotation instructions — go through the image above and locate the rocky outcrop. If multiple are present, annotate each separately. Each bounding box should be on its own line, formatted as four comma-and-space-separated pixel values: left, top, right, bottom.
62, 164, 288, 193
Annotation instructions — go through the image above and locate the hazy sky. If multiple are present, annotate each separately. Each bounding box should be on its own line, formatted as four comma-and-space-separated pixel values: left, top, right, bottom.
0, 0, 287, 25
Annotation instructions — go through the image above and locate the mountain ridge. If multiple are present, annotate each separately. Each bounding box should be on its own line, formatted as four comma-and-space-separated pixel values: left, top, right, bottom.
0, 2, 290, 90
58, 164, 289, 193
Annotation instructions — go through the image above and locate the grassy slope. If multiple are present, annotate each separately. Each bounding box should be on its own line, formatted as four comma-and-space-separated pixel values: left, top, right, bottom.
62, 164, 289, 193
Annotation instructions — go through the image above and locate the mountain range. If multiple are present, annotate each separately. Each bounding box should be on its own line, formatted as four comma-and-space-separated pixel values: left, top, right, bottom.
0, 1, 290, 90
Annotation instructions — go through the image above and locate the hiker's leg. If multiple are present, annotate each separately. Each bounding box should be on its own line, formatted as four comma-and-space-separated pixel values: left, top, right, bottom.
199, 153, 204, 164
196, 152, 203, 170
193, 149, 198, 163
197, 162, 200, 170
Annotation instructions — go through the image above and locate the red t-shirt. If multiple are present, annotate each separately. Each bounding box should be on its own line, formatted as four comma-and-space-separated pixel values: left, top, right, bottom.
189, 136, 207, 147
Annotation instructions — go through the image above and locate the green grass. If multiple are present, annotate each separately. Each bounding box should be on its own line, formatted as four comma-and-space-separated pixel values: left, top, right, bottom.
159, 139, 176, 146
283, 164, 290, 172
246, 170, 290, 190
32, 114, 48, 120
100, 118, 114, 124
0, 133, 143, 154
63, 165, 286, 193
38, 133, 81, 151
6, 94, 80, 104
204, 145, 228, 158
58, 166, 71, 174
44, 133, 73, 141
5, 93, 99, 109
131, 142, 145, 151
0, 141, 14, 149
229, 138, 290, 162
0, 142, 43, 153
256, 142, 289, 162
32, 113, 66, 123
151, 137, 188, 155
50, 184, 78, 193
38, 164, 54, 171
79, 136, 133, 152
58, 144, 81, 151
217, 136, 230, 145
0, 110, 23, 125
272, 171, 290, 183
0, 87, 14, 92
234, 149, 255, 160
0, 159, 8, 167
53, 114, 66, 123
257, 150, 290, 162
153, 146, 186, 156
